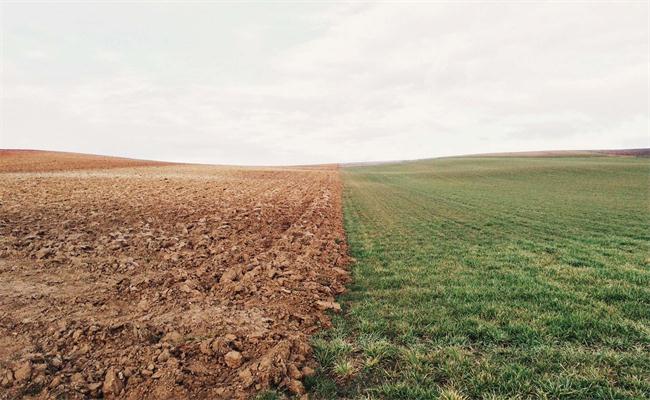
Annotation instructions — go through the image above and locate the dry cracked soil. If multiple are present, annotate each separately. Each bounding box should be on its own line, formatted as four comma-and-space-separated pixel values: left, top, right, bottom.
0, 151, 349, 399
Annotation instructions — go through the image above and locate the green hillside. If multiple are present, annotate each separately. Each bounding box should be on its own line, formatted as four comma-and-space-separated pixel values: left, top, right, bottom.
309, 156, 650, 399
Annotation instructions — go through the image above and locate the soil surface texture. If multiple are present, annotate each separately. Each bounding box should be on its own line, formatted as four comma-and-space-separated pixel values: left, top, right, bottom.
0, 150, 172, 173
0, 152, 349, 399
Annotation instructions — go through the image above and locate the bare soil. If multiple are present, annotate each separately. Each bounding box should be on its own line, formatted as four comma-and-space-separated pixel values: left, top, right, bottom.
0, 150, 172, 173
0, 152, 349, 399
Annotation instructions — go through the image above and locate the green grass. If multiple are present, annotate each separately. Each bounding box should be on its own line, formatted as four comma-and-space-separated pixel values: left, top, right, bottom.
309, 157, 650, 399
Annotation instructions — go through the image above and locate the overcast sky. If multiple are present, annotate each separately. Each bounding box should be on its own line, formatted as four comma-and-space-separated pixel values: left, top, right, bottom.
1, 2, 648, 165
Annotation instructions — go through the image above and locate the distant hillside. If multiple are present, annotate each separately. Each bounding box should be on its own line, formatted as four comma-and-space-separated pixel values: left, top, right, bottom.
592, 148, 650, 157
462, 148, 650, 158
342, 148, 650, 168
0, 149, 173, 173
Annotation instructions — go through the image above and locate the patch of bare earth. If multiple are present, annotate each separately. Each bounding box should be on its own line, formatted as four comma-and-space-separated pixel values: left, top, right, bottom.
0, 155, 349, 399
0, 150, 172, 173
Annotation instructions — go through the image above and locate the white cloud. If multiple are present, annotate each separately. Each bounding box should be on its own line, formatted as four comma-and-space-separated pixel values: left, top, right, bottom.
1, 2, 648, 165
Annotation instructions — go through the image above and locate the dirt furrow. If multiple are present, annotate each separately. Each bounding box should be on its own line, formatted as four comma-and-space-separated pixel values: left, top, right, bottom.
0, 157, 349, 399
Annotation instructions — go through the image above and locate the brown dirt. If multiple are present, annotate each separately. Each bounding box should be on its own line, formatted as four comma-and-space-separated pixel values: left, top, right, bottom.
0, 154, 349, 399
0, 150, 173, 173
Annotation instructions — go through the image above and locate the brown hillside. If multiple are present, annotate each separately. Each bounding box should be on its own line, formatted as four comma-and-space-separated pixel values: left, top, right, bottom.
0, 150, 173, 173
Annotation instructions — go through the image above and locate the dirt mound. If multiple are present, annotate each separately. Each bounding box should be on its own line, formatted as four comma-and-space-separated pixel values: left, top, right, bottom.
0, 163, 349, 399
0, 150, 172, 173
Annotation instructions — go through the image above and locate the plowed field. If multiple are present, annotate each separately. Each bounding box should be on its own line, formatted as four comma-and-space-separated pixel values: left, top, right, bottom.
0, 152, 349, 399
0, 150, 172, 173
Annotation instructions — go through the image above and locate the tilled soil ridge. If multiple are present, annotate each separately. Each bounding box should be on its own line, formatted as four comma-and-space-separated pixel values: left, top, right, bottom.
0, 150, 172, 173
0, 163, 349, 399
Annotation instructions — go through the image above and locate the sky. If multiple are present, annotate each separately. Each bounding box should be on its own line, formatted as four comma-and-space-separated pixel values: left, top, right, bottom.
1, 2, 648, 165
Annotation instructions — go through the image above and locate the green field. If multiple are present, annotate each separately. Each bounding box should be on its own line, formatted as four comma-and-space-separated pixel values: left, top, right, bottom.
308, 157, 650, 399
